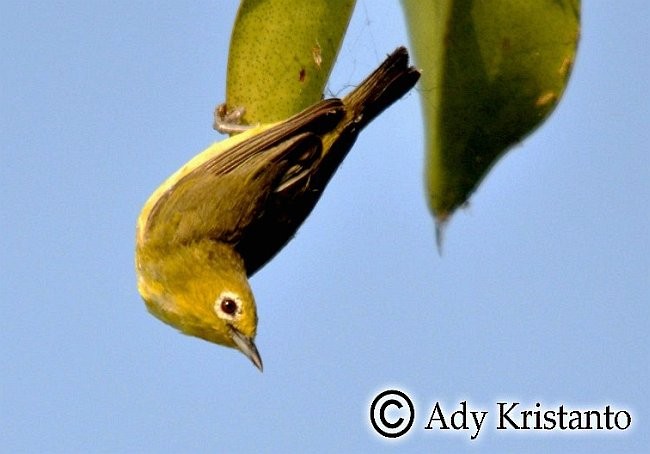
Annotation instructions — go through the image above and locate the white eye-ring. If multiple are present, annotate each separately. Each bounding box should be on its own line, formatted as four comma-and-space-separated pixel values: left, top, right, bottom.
214, 291, 242, 321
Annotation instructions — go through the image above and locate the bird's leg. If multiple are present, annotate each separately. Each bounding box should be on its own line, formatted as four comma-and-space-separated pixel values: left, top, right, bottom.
213, 103, 257, 135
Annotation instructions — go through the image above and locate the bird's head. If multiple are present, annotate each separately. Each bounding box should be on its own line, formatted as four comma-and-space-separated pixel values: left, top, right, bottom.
136, 239, 262, 371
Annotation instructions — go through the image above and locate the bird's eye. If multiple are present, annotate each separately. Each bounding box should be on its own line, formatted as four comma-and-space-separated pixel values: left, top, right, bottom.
214, 291, 242, 321
221, 297, 238, 315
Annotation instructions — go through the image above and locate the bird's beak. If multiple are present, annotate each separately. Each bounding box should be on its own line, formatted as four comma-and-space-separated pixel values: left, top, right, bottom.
230, 328, 263, 372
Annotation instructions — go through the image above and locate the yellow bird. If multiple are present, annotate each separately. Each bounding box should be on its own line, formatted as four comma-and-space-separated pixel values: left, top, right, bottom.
135, 47, 420, 370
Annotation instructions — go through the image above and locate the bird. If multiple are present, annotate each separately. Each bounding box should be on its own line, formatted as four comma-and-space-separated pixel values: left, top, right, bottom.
135, 47, 420, 370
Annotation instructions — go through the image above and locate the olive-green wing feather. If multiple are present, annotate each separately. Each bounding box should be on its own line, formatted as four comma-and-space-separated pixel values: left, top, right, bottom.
152, 133, 324, 246
199, 99, 343, 176
140, 99, 344, 248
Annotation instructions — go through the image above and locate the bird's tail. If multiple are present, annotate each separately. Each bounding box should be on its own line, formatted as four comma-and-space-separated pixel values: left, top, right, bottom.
340, 46, 421, 135
315, 46, 420, 186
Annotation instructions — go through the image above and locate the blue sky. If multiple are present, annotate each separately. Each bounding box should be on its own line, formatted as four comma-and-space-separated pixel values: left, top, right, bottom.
2, 1, 648, 452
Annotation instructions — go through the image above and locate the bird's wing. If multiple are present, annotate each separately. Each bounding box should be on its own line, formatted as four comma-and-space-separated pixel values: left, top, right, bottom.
138, 99, 344, 247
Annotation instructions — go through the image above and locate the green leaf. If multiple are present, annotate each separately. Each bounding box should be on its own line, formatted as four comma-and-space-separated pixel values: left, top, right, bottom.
402, 0, 580, 230
225, 0, 356, 125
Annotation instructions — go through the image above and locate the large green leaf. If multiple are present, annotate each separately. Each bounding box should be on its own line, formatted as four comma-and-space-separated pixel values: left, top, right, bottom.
225, 0, 356, 126
402, 0, 580, 235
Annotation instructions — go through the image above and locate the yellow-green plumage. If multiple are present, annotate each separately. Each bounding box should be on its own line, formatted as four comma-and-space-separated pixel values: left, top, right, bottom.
135, 47, 420, 370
